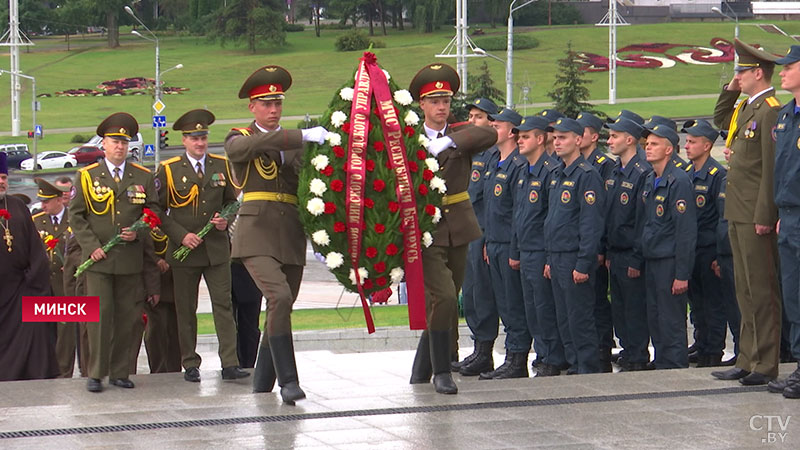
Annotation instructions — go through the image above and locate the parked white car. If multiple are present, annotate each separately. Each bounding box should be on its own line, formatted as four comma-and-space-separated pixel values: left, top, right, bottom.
20, 151, 78, 170
86, 132, 144, 160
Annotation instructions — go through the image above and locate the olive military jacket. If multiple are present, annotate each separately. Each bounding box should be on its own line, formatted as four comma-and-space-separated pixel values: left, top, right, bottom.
224, 122, 306, 266
31, 208, 69, 296
155, 153, 237, 267
714, 88, 780, 226
68, 160, 160, 275
431, 123, 498, 248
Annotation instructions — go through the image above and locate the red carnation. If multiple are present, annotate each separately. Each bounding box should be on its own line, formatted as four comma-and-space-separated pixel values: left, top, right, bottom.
341, 122, 351, 134
417, 150, 427, 160
373, 141, 385, 152
425, 204, 436, 216
365, 198, 374, 209
376, 276, 388, 287
408, 161, 418, 173
388, 201, 400, 213
373, 261, 386, 273
0, 209, 11, 220
418, 184, 428, 196
386, 243, 399, 255
330, 179, 344, 192
321, 165, 334, 176
373, 179, 386, 192
374, 223, 386, 234
324, 202, 336, 214
366, 160, 375, 172
333, 146, 345, 158
334, 222, 346, 233
385, 159, 393, 169
423, 169, 434, 181
362, 278, 374, 290
366, 246, 378, 258
404, 126, 415, 137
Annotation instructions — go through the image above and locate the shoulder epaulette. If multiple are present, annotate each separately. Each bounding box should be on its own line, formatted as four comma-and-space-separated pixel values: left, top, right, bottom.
709, 166, 719, 176
208, 153, 228, 161
667, 173, 676, 183
130, 162, 151, 173
685, 165, 692, 173
79, 162, 100, 172
512, 155, 526, 167
161, 156, 181, 166
674, 161, 684, 168
596, 155, 607, 164
765, 96, 781, 108
578, 162, 593, 172
231, 127, 252, 136
633, 162, 647, 174
31, 211, 46, 220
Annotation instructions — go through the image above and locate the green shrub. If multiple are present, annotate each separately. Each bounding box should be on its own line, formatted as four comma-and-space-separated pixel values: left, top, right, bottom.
473, 34, 539, 52
70, 134, 89, 143
296, 117, 320, 128
284, 23, 305, 32
319, 23, 355, 30
334, 30, 386, 51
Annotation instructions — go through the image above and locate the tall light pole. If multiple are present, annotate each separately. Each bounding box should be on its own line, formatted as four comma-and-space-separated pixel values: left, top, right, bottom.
712, 4, 740, 65
506, 0, 536, 108
0, 69, 37, 168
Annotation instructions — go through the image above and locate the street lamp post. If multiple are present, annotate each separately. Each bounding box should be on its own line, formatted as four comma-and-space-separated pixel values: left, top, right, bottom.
505, 0, 537, 108
0, 69, 37, 169
712, 4, 740, 65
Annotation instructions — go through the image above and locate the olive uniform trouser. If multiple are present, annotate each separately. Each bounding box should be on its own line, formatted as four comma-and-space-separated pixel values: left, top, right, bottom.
422, 245, 466, 335
242, 256, 303, 339
55, 323, 77, 378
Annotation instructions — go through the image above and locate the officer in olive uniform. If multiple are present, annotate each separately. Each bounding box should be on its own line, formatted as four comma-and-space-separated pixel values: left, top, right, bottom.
407, 63, 498, 394
143, 228, 181, 373
544, 118, 605, 374
225, 66, 328, 404
128, 233, 162, 374
69, 112, 160, 392
640, 125, 697, 369
682, 120, 728, 367
577, 111, 615, 372
511, 116, 565, 376
480, 108, 531, 380
31, 178, 75, 378
456, 98, 501, 376
155, 109, 248, 383
604, 118, 652, 371
711, 39, 782, 385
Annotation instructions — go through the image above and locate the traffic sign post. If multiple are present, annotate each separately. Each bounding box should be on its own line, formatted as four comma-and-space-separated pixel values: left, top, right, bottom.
144, 144, 155, 158
152, 115, 167, 128
34, 124, 43, 137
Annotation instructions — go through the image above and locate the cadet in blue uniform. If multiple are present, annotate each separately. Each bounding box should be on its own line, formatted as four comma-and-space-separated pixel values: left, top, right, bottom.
577, 111, 615, 372
510, 116, 566, 376
609, 110, 646, 161
683, 119, 728, 367
644, 115, 691, 170
768, 47, 800, 398
544, 118, 605, 374
604, 118, 652, 371
639, 125, 697, 369
480, 108, 531, 379
456, 97, 501, 376
539, 109, 564, 157
712, 176, 741, 366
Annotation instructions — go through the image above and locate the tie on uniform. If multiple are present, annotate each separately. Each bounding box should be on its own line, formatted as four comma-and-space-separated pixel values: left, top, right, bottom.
437, 132, 443, 139
196, 162, 204, 179
52, 216, 58, 226
113, 167, 121, 183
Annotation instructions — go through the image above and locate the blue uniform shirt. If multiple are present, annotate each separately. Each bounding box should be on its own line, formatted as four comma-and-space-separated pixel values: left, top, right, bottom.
510, 152, 560, 258
588, 146, 616, 185
639, 162, 697, 280
544, 154, 605, 273
672, 154, 692, 173
690, 157, 726, 248
716, 176, 732, 257
484, 148, 525, 244
468, 146, 499, 230
605, 153, 652, 268
773, 100, 800, 208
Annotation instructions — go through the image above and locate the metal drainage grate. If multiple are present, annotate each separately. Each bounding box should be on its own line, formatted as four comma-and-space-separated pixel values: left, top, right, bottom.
0, 385, 764, 439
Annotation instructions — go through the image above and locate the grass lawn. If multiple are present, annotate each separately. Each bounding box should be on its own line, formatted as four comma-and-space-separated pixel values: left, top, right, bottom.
195, 305, 431, 334
2, 21, 800, 151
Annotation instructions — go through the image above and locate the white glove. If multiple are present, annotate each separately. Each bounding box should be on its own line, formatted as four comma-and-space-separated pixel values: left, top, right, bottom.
301, 126, 328, 145
426, 136, 454, 157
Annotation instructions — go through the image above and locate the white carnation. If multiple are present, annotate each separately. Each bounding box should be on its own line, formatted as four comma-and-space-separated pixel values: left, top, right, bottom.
330, 111, 348, 128
393, 89, 413, 106
327, 132, 342, 146
325, 252, 344, 269
389, 267, 405, 284
309, 178, 327, 196
306, 198, 325, 216
383, 69, 391, 81
432, 207, 442, 224
311, 155, 330, 171
339, 87, 354, 101
312, 230, 330, 246
349, 267, 369, 285
404, 110, 420, 126
425, 158, 440, 172
430, 176, 447, 194
422, 232, 433, 248
418, 135, 430, 148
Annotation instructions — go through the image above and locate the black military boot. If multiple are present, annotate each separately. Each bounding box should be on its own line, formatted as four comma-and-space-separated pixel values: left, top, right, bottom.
491, 352, 529, 379
459, 341, 494, 376
451, 341, 479, 372
430, 329, 458, 394
410, 331, 432, 384
269, 335, 306, 405
534, 363, 561, 377
599, 348, 613, 373
697, 354, 722, 368
480, 352, 515, 380
252, 344, 276, 393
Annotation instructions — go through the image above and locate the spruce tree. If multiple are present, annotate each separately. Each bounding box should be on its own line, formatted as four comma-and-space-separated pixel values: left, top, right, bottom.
547, 42, 596, 118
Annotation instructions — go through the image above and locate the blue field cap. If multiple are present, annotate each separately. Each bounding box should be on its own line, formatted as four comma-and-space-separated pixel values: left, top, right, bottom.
682, 119, 719, 143
468, 98, 500, 115
489, 107, 523, 126
576, 111, 605, 132
776, 45, 800, 65
644, 115, 677, 132
514, 116, 550, 132
643, 125, 680, 148
539, 109, 565, 124
606, 118, 644, 140
547, 117, 584, 135
608, 109, 644, 126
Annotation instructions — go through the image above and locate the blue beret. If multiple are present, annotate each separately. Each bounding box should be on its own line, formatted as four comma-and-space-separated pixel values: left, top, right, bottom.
606, 118, 644, 139
682, 119, 719, 143
489, 107, 523, 126
514, 116, 550, 132
547, 117, 584, 136
576, 111, 604, 132
467, 98, 500, 115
